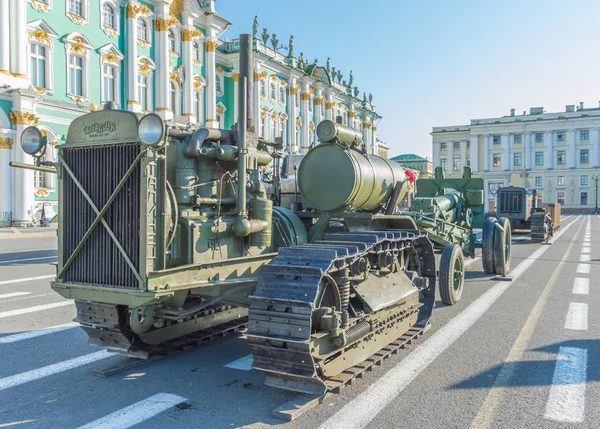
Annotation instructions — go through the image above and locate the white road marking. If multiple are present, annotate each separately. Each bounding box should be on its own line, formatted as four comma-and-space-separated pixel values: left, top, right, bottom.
0, 275, 54, 286
225, 354, 254, 371
572, 278, 589, 295
0, 301, 72, 319
0, 292, 31, 300
582, 247, 590, 254
580, 254, 591, 262
0, 350, 111, 392
564, 303, 588, 331
76, 393, 186, 429
0, 256, 56, 265
0, 323, 79, 344
318, 216, 581, 429
576, 264, 590, 274
544, 346, 587, 423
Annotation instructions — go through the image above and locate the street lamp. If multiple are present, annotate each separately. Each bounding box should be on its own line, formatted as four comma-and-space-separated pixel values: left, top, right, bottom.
592, 175, 600, 214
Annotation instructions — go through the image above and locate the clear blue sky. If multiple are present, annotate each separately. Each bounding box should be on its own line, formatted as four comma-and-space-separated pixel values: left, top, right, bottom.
217, 0, 600, 159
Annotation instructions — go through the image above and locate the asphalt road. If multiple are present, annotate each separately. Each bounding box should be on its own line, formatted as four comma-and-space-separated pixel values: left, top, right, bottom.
0, 214, 596, 428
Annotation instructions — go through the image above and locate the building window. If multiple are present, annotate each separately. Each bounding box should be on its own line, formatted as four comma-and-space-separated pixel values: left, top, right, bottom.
514, 134, 522, 144
535, 177, 543, 187
453, 158, 460, 171
581, 175, 589, 186
580, 149, 589, 164
537, 191, 543, 202
467, 141, 470, 150
138, 74, 149, 111
215, 75, 222, 94
557, 131, 566, 142
279, 86, 285, 104
68, 0, 83, 16
493, 154, 501, 167
102, 3, 116, 29
170, 82, 177, 114
270, 118, 276, 140
279, 120, 285, 138
168, 30, 176, 53
270, 81, 277, 101
580, 130, 589, 141
453, 142, 460, 150
138, 18, 148, 42
466, 157, 470, 166
68, 54, 84, 96
557, 192, 565, 205
194, 90, 202, 121
260, 80, 266, 98
535, 133, 543, 143
192, 42, 200, 61
441, 159, 447, 172
34, 144, 54, 189
30, 44, 47, 88
535, 152, 543, 165
493, 136, 500, 145
102, 64, 116, 103
557, 176, 565, 187
581, 192, 588, 205
440, 142, 447, 151
557, 150, 566, 165
513, 153, 522, 167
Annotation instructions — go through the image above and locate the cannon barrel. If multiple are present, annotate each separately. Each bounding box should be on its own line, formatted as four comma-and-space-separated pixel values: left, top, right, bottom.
411, 191, 461, 223
298, 121, 408, 212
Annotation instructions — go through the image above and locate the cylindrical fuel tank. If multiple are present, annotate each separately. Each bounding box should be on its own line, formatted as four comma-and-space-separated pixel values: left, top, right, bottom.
297, 143, 408, 212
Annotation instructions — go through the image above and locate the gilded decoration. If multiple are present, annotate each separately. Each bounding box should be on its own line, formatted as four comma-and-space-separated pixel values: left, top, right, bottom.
363, 123, 372, 129
169, 72, 182, 84
0, 138, 13, 150
102, 26, 118, 37
67, 13, 86, 25
205, 40, 219, 52
296, 118, 301, 127
231, 73, 239, 82
139, 58, 150, 73
192, 59, 201, 67
36, 189, 49, 198
182, 29, 203, 42
314, 96, 325, 105
30, 29, 51, 45
169, 50, 179, 58
35, 87, 46, 95
271, 113, 278, 120
372, 127, 377, 132
300, 93, 310, 101
325, 101, 335, 109
309, 123, 315, 131
10, 112, 39, 125
280, 80, 287, 86
154, 16, 179, 32
309, 87, 315, 95
193, 76, 204, 89
31, 0, 50, 12
270, 75, 278, 81
216, 106, 225, 115
127, 4, 152, 18
102, 52, 120, 64
348, 111, 356, 118
289, 85, 300, 95
216, 66, 224, 73
169, 0, 183, 17
70, 37, 86, 54
137, 39, 150, 48
260, 110, 267, 118
279, 116, 286, 123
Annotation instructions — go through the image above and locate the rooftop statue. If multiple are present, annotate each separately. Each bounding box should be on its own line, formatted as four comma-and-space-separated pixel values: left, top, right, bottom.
271, 33, 279, 50
253, 15, 259, 38
288, 35, 294, 58
261, 28, 269, 45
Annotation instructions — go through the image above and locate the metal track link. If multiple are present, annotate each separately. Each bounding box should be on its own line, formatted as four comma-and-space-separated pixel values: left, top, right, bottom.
247, 230, 436, 395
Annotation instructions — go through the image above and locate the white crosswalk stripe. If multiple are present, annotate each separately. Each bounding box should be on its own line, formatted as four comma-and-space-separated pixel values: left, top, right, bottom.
0, 301, 72, 319
0, 292, 30, 300
572, 278, 589, 295
0, 323, 78, 344
0, 275, 55, 286
564, 303, 588, 331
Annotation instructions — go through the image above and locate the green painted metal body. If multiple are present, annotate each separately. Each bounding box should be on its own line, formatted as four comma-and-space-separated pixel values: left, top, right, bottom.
398, 167, 485, 257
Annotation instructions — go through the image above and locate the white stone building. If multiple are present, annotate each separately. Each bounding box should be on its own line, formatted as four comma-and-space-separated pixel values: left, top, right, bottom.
431, 104, 600, 211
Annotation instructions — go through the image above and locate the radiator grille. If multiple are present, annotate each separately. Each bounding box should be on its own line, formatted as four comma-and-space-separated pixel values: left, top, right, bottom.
499, 191, 523, 215
63, 144, 141, 288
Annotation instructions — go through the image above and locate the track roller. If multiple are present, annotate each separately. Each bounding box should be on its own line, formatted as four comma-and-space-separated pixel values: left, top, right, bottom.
438, 243, 465, 305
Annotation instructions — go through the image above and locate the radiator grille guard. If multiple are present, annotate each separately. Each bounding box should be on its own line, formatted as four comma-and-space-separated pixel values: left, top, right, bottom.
61, 143, 142, 289
499, 191, 523, 215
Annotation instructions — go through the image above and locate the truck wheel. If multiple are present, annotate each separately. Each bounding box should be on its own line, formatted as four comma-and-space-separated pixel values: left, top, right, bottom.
530, 212, 548, 242
439, 243, 465, 305
494, 217, 512, 276
482, 217, 497, 274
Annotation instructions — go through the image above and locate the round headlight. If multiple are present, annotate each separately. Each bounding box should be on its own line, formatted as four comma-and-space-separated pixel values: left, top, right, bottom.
138, 114, 165, 147
21, 126, 46, 157
526, 189, 533, 195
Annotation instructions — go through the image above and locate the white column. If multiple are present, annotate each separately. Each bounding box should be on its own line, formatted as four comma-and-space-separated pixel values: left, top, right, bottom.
287, 78, 297, 153
524, 132, 532, 170
181, 25, 196, 123
501, 133, 509, 170
153, 7, 172, 121
545, 131, 554, 169
593, 128, 600, 168
11, 118, 35, 226
300, 81, 310, 153
126, 4, 140, 112
315, 87, 323, 126
485, 134, 491, 170
204, 38, 217, 128
325, 89, 333, 121
0, 133, 13, 218
9, 0, 26, 78
469, 135, 479, 172
460, 140, 467, 171
569, 129, 577, 168
0, 0, 10, 75
372, 124, 378, 156
364, 121, 372, 154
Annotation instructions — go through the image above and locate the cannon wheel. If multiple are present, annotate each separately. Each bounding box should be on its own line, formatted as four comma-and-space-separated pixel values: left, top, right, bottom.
482, 217, 497, 274
439, 243, 465, 305
493, 217, 512, 276
531, 212, 550, 243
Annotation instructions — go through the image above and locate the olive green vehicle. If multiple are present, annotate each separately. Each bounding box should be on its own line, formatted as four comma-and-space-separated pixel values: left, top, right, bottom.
392, 167, 511, 305
13, 35, 441, 399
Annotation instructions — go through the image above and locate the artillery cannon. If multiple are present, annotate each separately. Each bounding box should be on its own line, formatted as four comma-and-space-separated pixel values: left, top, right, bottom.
391, 167, 511, 304
11, 35, 444, 410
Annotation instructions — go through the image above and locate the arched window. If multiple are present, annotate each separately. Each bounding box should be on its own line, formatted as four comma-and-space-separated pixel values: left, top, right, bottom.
260, 79, 266, 98
193, 42, 200, 61
215, 75, 222, 93
279, 86, 285, 103
308, 98, 313, 113
30, 43, 47, 89
68, 0, 83, 17
170, 82, 177, 114
102, 3, 116, 29
260, 116, 266, 138
194, 90, 202, 121
168, 30, 176, 52
270, 82, 277, 101
279, 120, 285, 138
270, 118, 276, 139
137, 18, 148, 41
